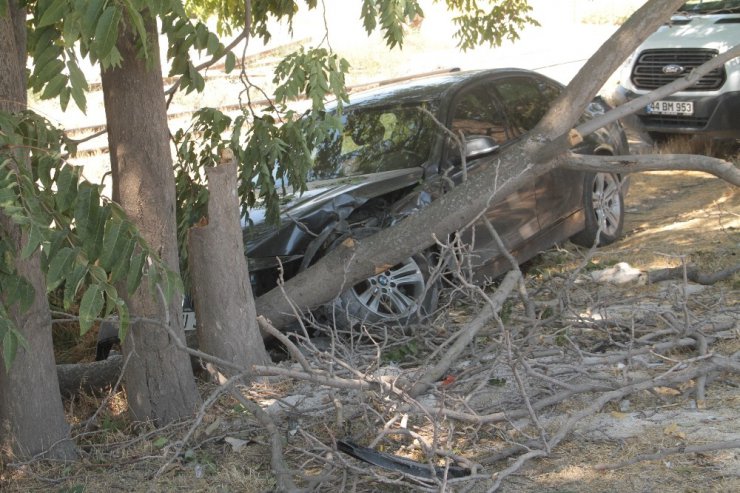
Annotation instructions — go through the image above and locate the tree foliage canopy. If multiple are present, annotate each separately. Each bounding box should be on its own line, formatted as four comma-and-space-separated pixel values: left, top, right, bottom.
0, 110, 179, 369
0, 0, 539, 366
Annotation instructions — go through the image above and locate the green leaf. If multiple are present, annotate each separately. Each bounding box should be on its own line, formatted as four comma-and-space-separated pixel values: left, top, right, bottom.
37, 0, 68, 27
3, 275, 35, 313
63, 262, 88, 310
147, 263, 161, 299
164, 268, 182, 304
117, 301, 130, 341
74, 184, 106, 259
82, 0, 106, 34
109, 236, 135, 283
20, 225, 43, 260
94, 6, 123, 60
55, 164, 81, 212
3, 329, 19, 371
123, 0, 148, 52
59, 86, 71, 111
103, 284, 118, 317
46, 246, 75, 291
0, 183, 18, 206
67, 60, 89, 113
99, 217, 125, 271
79, 284, 104, 335
126, 251, 146, 295
206, 32, 219, 54
224, 51, 236, 73
152, 436, 168, 449
32, 43, 62, 73
33, 59, 65, 90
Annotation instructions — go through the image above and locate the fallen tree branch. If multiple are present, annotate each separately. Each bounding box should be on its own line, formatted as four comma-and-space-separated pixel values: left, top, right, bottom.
560, 153, 740, 186
56, 355, 123, 396
647, 263, 740, 285
408, 270, 520, 397
594, 439, 740, 471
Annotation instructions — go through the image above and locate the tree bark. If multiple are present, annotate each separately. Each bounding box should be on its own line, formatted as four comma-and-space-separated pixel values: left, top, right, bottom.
255, 0, 692, 329
56, 356, 124, 396
101, 18, 200, 423
188, 158, 270, 373
0, 1, 77, 460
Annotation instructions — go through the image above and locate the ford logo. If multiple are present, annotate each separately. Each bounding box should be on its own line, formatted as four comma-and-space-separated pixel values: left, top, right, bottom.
662, 64, 685, 75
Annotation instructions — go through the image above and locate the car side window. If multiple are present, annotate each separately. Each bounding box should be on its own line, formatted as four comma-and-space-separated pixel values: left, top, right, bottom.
449, 85, 509, 146
493, 77, 561, 136
308, 105, 436, 181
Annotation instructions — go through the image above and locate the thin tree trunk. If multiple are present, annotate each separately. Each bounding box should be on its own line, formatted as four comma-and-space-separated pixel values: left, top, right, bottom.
188, 158, 270, 373
0, 1, 76, 460
101, 18, 200, 423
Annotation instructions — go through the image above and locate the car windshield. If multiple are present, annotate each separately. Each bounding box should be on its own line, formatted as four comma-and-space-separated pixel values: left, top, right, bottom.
307, 103, 437, 182
678, 0, 740, 13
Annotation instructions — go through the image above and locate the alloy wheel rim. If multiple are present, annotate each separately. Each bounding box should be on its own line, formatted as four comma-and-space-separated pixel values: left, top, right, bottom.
351, 257, 426, 318
591, 173, 621, 236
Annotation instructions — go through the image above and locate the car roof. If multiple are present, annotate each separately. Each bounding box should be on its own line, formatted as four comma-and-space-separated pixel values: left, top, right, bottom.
338, 67, 544, 110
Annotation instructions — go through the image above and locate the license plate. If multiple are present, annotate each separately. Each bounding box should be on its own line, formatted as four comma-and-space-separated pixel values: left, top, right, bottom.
646, 100, 694, 116
182, 310, 197, 331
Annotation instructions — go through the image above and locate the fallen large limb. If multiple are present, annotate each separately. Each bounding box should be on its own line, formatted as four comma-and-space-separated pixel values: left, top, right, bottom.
560, 153, 740, 186
56, 355, 123, 395
594, 439, 740, 471
647, 263, 740, 285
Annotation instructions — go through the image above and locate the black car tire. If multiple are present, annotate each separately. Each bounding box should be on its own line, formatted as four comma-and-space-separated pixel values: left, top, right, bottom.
571, 172, 625, 247
327, 227, 439, 329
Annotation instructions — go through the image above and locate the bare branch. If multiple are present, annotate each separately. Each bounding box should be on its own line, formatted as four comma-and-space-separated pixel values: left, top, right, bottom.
560, 153, 740, 186
648, 263, 740, 285
594, 439, 740, 471
407, 270, 520, 397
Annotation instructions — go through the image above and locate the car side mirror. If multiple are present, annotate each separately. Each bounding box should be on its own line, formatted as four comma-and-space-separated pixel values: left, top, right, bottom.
464, 135, 500, 160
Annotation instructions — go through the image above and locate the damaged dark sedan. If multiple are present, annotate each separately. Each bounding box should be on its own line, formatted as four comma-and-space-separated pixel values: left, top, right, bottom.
98, 67, 629, 357
240, 68, 629, 328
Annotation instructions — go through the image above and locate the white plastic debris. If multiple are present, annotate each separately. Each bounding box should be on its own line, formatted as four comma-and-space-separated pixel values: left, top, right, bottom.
590, 262, 645, 284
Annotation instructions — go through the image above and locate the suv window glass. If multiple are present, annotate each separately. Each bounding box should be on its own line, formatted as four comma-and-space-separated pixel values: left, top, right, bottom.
679, 1, 740, 14
308, 104, 436, 181
494, 77, 561, 136
449, 85, 509, 145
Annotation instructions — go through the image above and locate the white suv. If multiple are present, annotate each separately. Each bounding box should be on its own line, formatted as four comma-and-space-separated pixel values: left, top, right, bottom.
616, 0, 740, 138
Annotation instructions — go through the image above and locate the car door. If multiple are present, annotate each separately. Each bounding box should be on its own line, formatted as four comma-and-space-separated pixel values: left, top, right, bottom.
444, 80, 539, 273
492, 76, 584, 232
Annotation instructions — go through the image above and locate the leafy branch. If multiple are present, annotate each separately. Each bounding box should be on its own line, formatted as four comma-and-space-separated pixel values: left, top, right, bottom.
0, 110, 180, 369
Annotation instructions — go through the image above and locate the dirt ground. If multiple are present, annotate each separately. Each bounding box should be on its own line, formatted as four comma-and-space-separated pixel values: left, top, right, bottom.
504, 165, 740, 493
2, 148, 737, 493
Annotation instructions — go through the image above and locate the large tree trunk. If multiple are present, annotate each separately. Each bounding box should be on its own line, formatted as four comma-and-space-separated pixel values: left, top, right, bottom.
0, 1, 77, 460
188, 159, 270, 372
255, 0, 688, 328
101, 18, 200, 423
